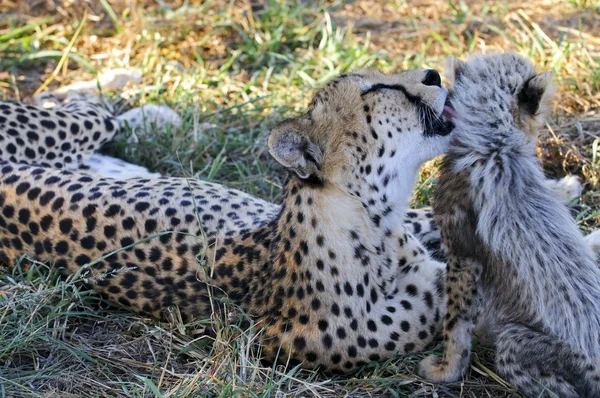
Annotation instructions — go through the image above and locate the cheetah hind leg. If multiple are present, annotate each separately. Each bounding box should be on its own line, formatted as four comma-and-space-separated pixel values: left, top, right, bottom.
495, 323, 600, 398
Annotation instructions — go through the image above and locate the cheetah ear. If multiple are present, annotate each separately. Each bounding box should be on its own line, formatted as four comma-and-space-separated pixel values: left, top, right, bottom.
445, 55, 466, 85
268, 118, 323, 180
517, 72, 554, 131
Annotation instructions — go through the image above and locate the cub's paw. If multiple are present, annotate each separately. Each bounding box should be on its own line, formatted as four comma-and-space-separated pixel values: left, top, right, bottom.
418, 355, 464, 383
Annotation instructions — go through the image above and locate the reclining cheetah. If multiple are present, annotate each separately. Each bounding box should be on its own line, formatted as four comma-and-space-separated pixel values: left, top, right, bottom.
0, 68, 455, 371
419, 53, 600, 397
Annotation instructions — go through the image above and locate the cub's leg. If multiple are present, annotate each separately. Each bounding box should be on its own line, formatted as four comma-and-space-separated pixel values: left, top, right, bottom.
418, 256, 481, 382
495, 323, 600, 398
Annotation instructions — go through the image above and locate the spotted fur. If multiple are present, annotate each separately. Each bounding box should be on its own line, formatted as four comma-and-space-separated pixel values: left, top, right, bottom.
0, 94, 117, 169
418, 53, 600, 397
0, 68, 456, 371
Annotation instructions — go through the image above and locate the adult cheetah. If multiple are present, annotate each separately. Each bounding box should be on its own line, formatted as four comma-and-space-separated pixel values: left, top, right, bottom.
0, 68, 456, 371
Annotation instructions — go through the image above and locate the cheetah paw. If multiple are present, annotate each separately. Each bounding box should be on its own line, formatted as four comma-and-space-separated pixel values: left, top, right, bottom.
418, 355, 464, 383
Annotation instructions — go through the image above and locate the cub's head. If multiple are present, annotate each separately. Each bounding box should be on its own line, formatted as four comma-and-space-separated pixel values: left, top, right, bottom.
268, 68, 454, 204
446, 53, 554, 137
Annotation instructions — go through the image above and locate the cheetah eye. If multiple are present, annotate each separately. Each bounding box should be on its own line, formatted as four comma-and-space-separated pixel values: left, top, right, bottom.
360, 84, 421, 106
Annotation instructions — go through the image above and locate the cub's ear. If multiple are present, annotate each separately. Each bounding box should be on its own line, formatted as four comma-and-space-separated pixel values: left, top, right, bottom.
445, 55, 466, 85
518, 72, 554, 131
268, 118, 322, 180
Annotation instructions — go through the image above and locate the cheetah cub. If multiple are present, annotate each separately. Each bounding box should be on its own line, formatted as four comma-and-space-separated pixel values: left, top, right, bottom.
418, 53, 600, 397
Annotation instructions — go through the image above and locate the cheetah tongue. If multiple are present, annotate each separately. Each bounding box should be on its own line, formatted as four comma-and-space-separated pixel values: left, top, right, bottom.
442, 105, 457, 121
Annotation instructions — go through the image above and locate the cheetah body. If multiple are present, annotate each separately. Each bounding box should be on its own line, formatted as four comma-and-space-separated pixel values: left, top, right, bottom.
0, 68, 454, 371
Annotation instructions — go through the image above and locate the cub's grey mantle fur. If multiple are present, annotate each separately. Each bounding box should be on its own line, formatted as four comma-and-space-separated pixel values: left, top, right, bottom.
418, 53, 600, 397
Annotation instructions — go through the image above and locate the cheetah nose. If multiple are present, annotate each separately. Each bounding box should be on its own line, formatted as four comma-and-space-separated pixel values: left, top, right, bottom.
422, 69, 441, 87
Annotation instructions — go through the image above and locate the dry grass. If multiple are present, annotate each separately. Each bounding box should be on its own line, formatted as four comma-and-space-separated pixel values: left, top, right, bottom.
1, 0, 600, 397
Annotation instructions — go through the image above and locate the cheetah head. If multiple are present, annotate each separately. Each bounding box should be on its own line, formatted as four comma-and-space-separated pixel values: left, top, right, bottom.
268, 68, 454, 215
446, 53, 554, 138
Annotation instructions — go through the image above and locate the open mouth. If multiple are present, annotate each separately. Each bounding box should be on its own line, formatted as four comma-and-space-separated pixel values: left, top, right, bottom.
421, 99, 456, 137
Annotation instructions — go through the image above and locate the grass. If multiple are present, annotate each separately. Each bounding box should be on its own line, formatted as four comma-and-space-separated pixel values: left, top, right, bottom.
1, 0, 600, 396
